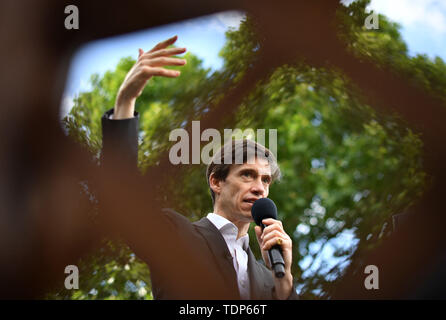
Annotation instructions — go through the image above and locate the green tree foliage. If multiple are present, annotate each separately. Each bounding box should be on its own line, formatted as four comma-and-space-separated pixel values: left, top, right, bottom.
54, 0, 445, 299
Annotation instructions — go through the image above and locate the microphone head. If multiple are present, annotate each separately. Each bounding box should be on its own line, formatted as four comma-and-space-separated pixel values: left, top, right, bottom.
251, 198, 277, 226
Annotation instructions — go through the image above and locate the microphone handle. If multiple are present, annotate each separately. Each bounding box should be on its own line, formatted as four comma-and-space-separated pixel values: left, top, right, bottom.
268, 245, 285, 278
262, 223, 285, 278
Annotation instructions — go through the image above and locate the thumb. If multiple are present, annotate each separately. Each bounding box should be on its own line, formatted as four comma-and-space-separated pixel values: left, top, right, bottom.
254, 226, 263, 244
138, 48, 144, 58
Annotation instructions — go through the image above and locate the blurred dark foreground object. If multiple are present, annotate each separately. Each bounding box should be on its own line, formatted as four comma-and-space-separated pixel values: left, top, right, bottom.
0, 0, 445, 299
333, 194, 446, 299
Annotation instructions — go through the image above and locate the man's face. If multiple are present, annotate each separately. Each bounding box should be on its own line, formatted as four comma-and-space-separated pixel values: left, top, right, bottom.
212, 157, 272, 223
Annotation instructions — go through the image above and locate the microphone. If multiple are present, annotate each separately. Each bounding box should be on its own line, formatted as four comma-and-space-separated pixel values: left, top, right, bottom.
251, 198, 285, 278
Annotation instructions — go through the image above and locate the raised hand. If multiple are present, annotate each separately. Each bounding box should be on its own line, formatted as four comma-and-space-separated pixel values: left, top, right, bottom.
114, 35, 187, 119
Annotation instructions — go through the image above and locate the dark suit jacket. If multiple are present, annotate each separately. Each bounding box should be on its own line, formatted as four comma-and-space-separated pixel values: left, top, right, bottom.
101, 109, 298, 300
151, 208, 280, 299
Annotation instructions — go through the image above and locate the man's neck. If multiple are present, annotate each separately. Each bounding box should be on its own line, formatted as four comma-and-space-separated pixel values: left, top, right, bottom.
212, 209, 250, 240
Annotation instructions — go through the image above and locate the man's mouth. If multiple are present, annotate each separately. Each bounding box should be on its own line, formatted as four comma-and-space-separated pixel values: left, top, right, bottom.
243, 198, 259, 204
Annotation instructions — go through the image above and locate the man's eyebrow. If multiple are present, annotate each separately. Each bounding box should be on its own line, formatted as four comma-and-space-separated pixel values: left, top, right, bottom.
239, 168, 272, 179
239, 168, 257, 175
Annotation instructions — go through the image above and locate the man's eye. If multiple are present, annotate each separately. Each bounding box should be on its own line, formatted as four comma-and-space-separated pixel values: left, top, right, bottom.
262, 177, 271, 184
242, 172, 252, 178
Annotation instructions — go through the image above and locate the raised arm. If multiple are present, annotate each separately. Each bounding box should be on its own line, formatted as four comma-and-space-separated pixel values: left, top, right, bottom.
113, 35, 187, 119
101, 36, 187, 168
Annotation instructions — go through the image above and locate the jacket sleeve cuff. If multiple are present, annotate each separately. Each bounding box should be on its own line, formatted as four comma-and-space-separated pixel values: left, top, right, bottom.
101, 108, 140, 169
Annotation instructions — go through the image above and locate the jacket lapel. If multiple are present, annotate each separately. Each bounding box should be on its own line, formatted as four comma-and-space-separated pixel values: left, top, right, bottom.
247, 247, 275, 300
193, 217, 240, 299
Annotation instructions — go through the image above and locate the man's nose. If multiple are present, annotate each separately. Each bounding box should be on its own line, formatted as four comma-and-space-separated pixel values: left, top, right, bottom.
250, 178, 266, 196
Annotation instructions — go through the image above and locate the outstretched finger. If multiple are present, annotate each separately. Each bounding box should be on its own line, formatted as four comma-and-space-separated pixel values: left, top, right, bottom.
145, 47, 187, 59
142, 67, 181, 78
142, 57, 186, 68
138, 48, 144, 58
148, 35, 178, 53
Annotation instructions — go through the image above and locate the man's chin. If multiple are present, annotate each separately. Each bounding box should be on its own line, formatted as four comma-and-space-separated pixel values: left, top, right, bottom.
239, 206, 254, 221
241, 201, 254, 210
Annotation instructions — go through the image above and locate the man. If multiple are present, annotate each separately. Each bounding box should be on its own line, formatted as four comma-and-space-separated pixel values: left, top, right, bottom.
101, 36, 297, 299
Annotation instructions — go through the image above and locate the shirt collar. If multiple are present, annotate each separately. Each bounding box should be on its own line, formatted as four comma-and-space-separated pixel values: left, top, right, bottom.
206, 213, 250, 250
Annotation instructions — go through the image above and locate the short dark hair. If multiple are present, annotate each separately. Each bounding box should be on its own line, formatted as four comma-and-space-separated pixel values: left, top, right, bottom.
206, 139, 281, 205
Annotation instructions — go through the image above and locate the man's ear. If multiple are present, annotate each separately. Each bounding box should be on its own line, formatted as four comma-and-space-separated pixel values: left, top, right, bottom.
209, 173, 222, 196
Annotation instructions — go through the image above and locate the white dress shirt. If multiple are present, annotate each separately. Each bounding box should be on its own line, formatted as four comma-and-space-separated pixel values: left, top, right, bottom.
206, 213, 251, 300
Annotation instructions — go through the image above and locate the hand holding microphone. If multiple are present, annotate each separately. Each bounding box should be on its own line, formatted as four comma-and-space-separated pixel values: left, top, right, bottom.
251, 198, 293, 279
